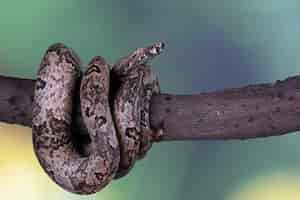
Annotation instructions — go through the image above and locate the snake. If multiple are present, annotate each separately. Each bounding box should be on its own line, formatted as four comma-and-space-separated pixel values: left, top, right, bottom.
32, 42, 164, 194
112, 42, 164, 178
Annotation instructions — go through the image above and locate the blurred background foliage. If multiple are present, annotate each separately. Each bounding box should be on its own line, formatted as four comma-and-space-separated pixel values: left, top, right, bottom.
0, 0, 300, 199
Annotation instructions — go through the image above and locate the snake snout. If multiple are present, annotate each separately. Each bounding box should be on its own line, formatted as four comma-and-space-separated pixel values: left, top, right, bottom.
147, 41, 165, 56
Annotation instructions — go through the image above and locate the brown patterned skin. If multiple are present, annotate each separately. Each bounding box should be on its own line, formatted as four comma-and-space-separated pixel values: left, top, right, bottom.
32, 42, 164, 194
112, 42, 164, 178
138, 64, 162, 159
32, 44, 120, 194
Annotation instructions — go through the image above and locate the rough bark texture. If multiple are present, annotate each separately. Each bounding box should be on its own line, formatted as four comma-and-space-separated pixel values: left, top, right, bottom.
1, 74, 300, 141
151, 77, 300, 140
0, 76, 34, 126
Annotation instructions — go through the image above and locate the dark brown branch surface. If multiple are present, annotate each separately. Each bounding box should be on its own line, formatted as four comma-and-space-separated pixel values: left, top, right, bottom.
0, 76, 34, 127
151, 77, 300, 140
1, 74, 300, 141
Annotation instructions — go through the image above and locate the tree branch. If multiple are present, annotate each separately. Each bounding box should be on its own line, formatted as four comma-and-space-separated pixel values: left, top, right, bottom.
0, 76, 34, 127
1, 74, 300, 141
151, 77, 300, 140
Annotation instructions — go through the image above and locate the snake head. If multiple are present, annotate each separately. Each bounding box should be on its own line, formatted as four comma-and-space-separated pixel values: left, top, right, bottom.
136, 41, 165, 66
113, 41, 165, 77
145, 41, 165, 57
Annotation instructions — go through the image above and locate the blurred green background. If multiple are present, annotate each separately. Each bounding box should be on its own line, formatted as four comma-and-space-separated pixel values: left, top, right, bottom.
0, 0, 300, 199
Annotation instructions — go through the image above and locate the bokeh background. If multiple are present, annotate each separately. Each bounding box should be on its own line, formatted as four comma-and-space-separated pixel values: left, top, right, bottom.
0, 0, 300, 199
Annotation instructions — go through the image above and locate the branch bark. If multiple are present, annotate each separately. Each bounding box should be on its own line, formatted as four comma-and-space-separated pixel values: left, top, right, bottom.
1, 74, 300, 141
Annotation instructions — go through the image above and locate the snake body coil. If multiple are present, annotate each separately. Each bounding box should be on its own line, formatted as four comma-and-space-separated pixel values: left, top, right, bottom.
112, 43, 164, 178
32, 42, 164, 194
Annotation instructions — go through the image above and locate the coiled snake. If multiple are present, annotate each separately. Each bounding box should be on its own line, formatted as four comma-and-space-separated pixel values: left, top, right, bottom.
32, 42, 164, 194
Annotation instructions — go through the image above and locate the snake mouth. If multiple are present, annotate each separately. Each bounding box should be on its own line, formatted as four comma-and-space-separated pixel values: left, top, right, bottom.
148, 41, 165, 56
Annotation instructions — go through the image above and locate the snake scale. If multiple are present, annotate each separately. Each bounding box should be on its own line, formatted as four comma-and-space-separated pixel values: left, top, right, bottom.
32, 42, 164, 194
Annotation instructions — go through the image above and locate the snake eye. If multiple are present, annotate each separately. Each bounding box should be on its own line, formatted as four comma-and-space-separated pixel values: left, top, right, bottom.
148, 42, 165, 56
155, 46, 162, 54
155, 42, 164, 54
